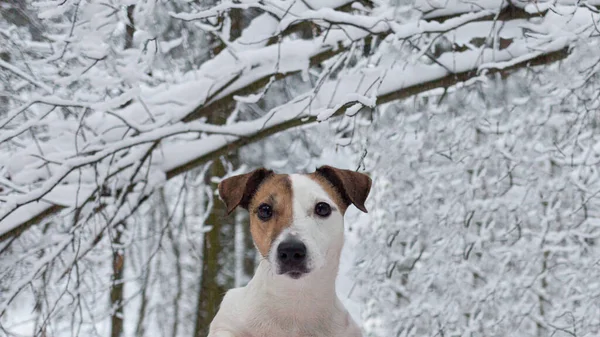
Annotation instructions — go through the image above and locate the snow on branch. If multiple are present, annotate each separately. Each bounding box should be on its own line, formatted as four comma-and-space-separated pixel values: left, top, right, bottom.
2, 1, 600, 335
0, 0, 597, 273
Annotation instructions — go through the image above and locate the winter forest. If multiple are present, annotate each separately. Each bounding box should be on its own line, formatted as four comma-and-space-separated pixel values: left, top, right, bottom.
1, 0, 600, 336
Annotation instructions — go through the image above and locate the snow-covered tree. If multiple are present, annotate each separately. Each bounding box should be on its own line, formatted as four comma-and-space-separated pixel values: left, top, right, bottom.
2, 0, 600, 336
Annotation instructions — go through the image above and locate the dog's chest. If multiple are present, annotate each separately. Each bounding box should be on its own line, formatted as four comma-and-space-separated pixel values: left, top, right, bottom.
214, 288, 355, 337
210, 283, 362, 337
244, 310, 334, 337
239, 297, 357, 337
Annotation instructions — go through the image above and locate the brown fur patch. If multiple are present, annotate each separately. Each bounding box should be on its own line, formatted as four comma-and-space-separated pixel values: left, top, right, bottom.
248, 174, 293, 257
313, 165, 372, 213
307, 173, 349, 215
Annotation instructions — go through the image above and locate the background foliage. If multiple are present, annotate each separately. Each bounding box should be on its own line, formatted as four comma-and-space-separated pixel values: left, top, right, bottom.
1, 0, 600, 336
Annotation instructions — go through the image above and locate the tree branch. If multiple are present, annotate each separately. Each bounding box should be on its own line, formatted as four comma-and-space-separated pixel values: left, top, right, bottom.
0, 46, 569, 243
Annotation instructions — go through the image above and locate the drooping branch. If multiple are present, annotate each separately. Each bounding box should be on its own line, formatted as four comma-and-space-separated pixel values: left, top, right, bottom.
0, 45, 571, 243
181, 2, 541, 124
0, 0, 595, 243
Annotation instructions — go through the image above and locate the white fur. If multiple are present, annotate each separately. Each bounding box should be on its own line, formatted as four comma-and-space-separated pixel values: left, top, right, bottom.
208, 174, 362, 337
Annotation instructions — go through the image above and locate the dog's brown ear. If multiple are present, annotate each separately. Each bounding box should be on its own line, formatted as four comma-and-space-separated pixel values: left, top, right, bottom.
218, 168, 274, 215
315, 165, 372, 213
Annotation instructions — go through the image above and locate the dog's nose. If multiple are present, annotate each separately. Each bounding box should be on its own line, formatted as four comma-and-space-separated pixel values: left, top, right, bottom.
277, 240, 307, 266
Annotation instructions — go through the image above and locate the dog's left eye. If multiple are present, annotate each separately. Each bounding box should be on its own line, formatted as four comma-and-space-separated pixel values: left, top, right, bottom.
314, 202, 332, 217
257, 203, 273, 221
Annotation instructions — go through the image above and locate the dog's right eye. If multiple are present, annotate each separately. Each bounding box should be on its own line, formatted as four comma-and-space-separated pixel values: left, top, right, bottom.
257, 203, 273, 221
314, 202, 332, 217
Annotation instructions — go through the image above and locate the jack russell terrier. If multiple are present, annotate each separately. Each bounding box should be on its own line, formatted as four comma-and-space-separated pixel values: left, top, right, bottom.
208, 165, 371, 337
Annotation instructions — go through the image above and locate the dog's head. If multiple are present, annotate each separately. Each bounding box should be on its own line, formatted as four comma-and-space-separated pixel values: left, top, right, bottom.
218, 165, 371, 279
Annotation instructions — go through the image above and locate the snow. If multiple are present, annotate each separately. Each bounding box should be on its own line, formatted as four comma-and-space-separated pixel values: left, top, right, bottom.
278, 7, 392, 34
317, 93, 377, 121
0, 200, 55, 237
170, 0, 354, 24
233, 13, 278, 49
415, 0, 504, 19
446, 19, 528, 46
2, 0, 594, 236
0, 59, 53, 93
3, 0, 600, 336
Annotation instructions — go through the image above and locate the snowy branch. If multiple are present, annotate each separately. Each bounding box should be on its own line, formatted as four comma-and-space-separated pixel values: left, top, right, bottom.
2, 2, 600, 334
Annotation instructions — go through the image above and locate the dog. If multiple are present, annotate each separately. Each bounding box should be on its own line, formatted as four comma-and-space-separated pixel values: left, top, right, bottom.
207, 165, 371, 337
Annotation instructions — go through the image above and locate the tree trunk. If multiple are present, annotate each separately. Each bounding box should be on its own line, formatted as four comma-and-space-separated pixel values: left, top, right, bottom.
243, 219, 256, 282
192, 87, 237, 337
193, 158, 235, 337
110, 226, 125, 337
110, 8, 135, 337
191, 7, 248, 335
234, 211, 255, 287
125, 5, 135, 49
